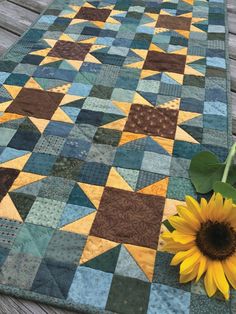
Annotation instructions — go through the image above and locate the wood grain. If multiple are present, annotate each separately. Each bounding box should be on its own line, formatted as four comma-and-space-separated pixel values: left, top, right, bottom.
0, 28, 18, 54
8, 0, 53, 13
0, 1, 37, 35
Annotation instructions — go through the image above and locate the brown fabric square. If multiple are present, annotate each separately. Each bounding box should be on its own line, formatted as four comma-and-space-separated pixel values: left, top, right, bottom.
156, 15, 191, 31
143, 51, 186, 74
124, 104, 179, 139
0, 168, 19, 201
90, 187, 165, 249
6, 88, 64, 120
75, 7, 111, 22
48, 41, 92, 61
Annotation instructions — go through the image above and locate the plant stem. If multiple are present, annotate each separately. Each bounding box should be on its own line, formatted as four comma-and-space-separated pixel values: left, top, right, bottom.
221, 142, 236, 183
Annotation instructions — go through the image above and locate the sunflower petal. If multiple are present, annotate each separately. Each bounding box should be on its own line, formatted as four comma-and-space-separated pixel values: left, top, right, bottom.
204, 262, 217, 297
171, 247, 196, 266
185, 196, 203, 222
211, 193, 224, 221
180, 264, 198, 283
180, 248, 201, 275
176, 205, 200, 231
223, 257, 236, 289
196, 255, 207, 282
212, 261, 230, 300
200, 197, 208, 221
171, 231, 196, 244
222, 198, 234, 222
168, 216, 196, 234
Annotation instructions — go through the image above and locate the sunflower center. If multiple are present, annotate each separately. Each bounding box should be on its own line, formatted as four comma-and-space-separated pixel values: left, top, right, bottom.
196, 221, 236, 260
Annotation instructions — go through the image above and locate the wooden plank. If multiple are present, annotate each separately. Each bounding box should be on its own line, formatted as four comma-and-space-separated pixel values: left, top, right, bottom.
229, 12, 236, 35
7, 0, 53, 14
231, 92, 236, 134
229, 34, 236, 60
231, 59, 236, 92
227, 0, 236, 14
0, 1, 38, 35
0, 28, 19, 55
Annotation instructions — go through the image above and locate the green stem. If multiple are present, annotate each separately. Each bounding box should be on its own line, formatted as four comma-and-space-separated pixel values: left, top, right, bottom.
221, 142, 236, 183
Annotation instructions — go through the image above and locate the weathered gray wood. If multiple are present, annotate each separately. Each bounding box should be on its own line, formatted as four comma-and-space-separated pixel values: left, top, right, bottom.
0, 28, 19, 54
8, 0, 53, 13
227, 0, 236, 14
231, 92, 236, 134
231, 59, 236, 92
0, 1, 37, 35
229, 12, 236, 35
229, 33, 236, 59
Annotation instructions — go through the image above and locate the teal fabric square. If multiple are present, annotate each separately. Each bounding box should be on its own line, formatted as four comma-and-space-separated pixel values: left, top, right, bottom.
167, 177, 197, 200
0, 128, 16, 146
148, 283, 191, 314
11, 223, 53, 257
68, 266, 113, 309
141, 152, 171, 176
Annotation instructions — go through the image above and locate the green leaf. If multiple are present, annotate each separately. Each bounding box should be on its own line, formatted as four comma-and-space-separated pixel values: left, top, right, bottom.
189, 151, 225, 194
162, 219, 174, 232
213, 181, 236, 203
227, 165, 236, 185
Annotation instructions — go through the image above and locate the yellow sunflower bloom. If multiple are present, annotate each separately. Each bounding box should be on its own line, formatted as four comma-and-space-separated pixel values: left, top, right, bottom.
162, 193, 236, 300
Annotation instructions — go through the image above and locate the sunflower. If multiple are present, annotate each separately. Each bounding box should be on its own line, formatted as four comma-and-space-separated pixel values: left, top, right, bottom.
162, 193, 236, 300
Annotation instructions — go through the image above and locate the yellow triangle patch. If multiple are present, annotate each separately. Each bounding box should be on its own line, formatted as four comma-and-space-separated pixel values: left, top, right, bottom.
30, 48, 51, 57
138, 177, 169, 197
0, 101, 12, 111
25, 78, 43, 90
9, 172, 46, 192
102, 117, 127, 131
124, 244, 156, 281
151, 136, 174, 155
80, 236, 119, 264
165, 72, 184, 84
60, 94, 84, 106
133, 92, 152, 106
3, 85, 21, 98
112, 101, 131, 116
158, 97, 180, 110
106, 167, 133, 191
0, 194, 22, 222
126, 61, 144, 69
84, 53, 101, 64
61, 212, 96, 236
175, 126, 199, 144
178, 111, 201, 124
0, 113, 24, 124
59, 34, 75, 42
0, 153, 31, 171
44, 39, 57, 47
51, 107, 74, 124
119, 132, 146, 146
29, 117, 49, 133
184, 65, 204, 76
78, 183, 104, 209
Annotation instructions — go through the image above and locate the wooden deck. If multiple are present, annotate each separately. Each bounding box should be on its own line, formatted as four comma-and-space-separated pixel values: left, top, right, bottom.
0, 0, 235, 313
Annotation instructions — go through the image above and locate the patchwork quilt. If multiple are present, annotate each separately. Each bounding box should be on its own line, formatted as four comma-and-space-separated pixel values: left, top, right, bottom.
0, 0, 233, 312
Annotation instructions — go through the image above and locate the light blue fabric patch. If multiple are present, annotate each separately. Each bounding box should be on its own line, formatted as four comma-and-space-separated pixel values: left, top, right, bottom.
204, 101, 227, 116
0, 147, 29, 163
141, 152, 171, 176
208, 25, 225, 33
68, 83, 92, 96
0, 128, 16, 146
147, 283, 191, 314
37, 16, 57, 24
67, 267, 113, 309
0, 72, 10, 84
207, 57, 226, 69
